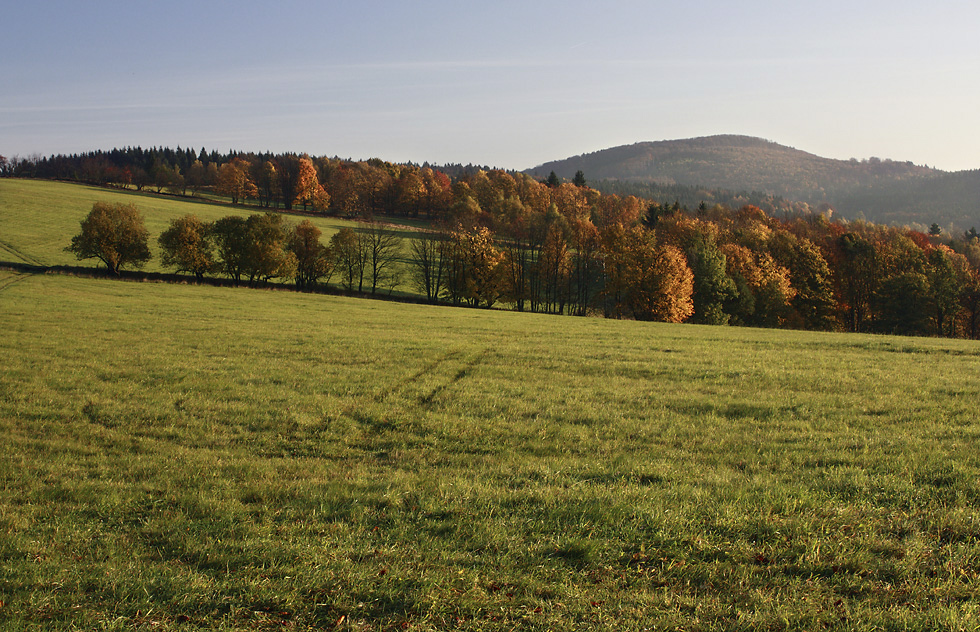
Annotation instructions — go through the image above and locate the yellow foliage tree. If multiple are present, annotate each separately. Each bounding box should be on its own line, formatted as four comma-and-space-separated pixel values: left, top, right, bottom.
294, 156, 330, 212
216, 158, 257, 205
601, 225, 693, 322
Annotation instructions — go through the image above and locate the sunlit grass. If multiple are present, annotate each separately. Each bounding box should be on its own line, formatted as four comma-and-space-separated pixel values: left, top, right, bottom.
2, 273, 980, 630
0, 179, 375, 275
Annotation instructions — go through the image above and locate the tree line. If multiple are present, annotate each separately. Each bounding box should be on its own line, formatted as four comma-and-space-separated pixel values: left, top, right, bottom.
67, 189, 980, 340
16, 144, 980, 338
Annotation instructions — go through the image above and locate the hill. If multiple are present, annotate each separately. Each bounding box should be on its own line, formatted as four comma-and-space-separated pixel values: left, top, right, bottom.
527, 135, 980, 230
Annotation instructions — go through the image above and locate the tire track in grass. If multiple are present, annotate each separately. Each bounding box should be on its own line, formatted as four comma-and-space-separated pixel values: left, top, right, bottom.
372, 350, 464, 402
0, 272, 32, 293
418, 348, 489, 407
0, 239, 45, 267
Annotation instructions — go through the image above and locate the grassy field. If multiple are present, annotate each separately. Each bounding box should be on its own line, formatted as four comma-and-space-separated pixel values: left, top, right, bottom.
2, 264, 980, 630
0, 180, 421, 291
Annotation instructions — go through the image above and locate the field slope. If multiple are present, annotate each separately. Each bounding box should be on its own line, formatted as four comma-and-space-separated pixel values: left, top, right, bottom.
2, 270, 980, 630
0, 179, 419, 286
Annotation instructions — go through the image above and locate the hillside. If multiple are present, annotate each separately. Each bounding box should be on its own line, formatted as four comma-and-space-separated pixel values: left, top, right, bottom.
4, 271, 980, 629
527, 135, 980, 229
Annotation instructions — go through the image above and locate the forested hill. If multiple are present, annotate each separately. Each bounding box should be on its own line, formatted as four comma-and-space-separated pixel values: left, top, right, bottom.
527, 135, 980, 230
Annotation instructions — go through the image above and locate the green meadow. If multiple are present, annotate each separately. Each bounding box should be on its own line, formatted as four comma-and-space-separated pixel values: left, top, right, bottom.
2, 180, 980, 630
0, 180, 419, 286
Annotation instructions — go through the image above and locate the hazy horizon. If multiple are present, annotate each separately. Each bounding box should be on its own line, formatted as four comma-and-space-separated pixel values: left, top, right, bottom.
3, 1, 978, 172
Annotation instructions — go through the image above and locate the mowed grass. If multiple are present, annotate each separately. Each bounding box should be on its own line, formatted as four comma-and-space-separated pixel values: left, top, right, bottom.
2, 271, 980, 630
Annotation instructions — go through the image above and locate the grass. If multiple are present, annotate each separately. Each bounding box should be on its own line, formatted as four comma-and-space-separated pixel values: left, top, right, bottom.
2, 268, 980, 630
0, 179, 398, 280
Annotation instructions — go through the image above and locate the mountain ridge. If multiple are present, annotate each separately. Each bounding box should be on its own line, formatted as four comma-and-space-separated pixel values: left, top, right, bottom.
526, 135, 980, 230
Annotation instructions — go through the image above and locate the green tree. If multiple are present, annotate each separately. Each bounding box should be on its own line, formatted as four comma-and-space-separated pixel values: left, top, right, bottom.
927, 246, 966, 337
158, 214, 216, 280
240, 213, 296, 285
769, 232, 836, 330
960, 269, 980, 339
330, 227, 367, 292
572, 170, 587, 187
66, 202, 151, 275
837, 233, 879, 332
288, 220, 332, 290
211, 216, 250, 284
686, 235, 737, 325
876, 272, 932, 336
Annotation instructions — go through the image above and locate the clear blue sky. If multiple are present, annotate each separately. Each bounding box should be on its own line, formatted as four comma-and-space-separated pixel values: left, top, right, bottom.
2, 1, 978, 171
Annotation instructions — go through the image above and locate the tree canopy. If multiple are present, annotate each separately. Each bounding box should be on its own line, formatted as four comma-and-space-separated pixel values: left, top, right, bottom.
66, 202, 151, 274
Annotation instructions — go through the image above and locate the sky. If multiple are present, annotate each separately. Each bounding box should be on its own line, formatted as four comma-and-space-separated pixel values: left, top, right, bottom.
2, 1, 979, 171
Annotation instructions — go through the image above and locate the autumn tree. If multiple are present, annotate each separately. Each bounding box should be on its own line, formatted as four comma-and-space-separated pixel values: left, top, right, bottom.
567, 218, 603, 316
497, 202, 543, 312
653, 245, 697, 323
550, 183, 592, 221
750, 253, 798, 328
66, 202, 151, 275
288, 219, 332, 290
152, 161, 176, 194
448, 194, 482, 230
421, 167, 452, 219
719, 243, 758, 325
468, 170, 497, 216
600, 224, 694, 322
185, 160, 208, 196
464, 226, 505, 307
591, 194, 644, 229
715, 242, 796, 328
158, 214, 216, 280
324, 160, 371, 218
395, 168, 426, 217
216, 158, 258, 205
873, 232, 929, 334
256, 160, 282, 208
539, 220, 571, 313
294, 156, 330, 212
444, 226, 504, 307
